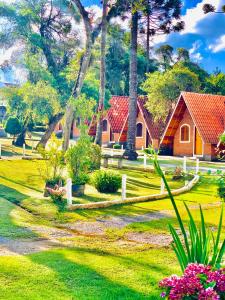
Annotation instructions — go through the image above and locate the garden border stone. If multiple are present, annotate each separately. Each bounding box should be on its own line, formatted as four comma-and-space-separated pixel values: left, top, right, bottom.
68, 175, 200, 210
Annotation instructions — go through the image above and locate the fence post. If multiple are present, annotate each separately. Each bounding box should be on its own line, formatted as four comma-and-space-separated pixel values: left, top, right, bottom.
183, 156, 187, 173
196, 158, 199, 174
66, 178, 72, 206
122, 174, 127, 200
23, 143, 26, 158
110, 148, 114, 164
121, 144, 124, 151
144, 154, 147, 169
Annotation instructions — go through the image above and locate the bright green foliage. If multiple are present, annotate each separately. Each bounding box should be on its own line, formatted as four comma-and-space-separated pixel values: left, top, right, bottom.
65, 137, 92, 185
146, 148, 225, 271
142, 65, 201, 120
20, 81, 62, 123
37, 135, 64, 183
217, 174, 225, 201
205, 73, 225, 95
89, 144, 102, 171
91, 170, 122, 193
105, 25, 157, 96
5, 116, 22, 136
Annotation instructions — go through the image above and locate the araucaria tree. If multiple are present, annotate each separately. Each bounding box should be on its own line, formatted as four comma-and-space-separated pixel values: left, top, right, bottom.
123, 0, 184, 160
94, 0, 108, 146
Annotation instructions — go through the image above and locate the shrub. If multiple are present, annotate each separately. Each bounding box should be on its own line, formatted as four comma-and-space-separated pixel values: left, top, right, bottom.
91, 170, 122, 193
218, 175, 225, 201
65, 137, 92, 185
5, 117, 22, 137
89, 144, 101, 171
160, 263, 225, 299
113, 144, 121, 149
72, 173, 89, 185
45, 176, 65, 187
37, 134, 64, 184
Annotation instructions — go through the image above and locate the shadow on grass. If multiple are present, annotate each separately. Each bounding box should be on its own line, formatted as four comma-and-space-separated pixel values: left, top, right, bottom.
0, 175, 42, 193
0, 186, 37, 238
30, 248, 166, 299
0, 184, 28, 205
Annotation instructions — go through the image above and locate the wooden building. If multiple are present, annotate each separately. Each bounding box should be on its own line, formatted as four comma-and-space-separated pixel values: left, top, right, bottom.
160, 92, 225, 161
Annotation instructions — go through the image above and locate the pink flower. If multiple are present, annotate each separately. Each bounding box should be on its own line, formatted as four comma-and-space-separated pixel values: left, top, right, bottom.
198, 287, 220, 300
159, 264, 225, 300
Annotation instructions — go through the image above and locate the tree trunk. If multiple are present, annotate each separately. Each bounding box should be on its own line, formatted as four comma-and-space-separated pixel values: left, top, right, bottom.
123, 11, 138, 161
95, 0, 108, 146
62, 0, 92, 151
15, 128, 26, 147
36, 113, 64, 149
146, 1, 150, 73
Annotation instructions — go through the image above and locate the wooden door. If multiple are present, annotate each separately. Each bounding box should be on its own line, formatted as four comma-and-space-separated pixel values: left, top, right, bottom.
195, 128, 203, 155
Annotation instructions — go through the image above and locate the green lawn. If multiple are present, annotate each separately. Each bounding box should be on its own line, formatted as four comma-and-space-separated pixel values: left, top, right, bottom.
0, 159, 224, 299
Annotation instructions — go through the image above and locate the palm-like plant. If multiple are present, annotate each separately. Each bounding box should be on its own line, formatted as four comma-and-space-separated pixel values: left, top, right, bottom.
145, 148, 225, 271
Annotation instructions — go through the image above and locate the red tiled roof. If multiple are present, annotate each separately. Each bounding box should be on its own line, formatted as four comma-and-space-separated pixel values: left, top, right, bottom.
182, 92, 225, 144
107, 96, 129, 133
138, 97, 165, 139
89, 95, 164, 140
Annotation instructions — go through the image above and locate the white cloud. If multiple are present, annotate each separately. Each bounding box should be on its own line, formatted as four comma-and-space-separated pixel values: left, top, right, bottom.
181, 0, 221, 34
209, 35, 225, 52
189, 41, 203, 62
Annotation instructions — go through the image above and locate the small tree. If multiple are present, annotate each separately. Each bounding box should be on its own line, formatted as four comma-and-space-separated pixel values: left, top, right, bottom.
5, 117, 22, 142
142, 64, 201, 121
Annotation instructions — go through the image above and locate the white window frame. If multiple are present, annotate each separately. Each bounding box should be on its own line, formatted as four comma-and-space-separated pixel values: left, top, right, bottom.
136, 122, 143, 138
180, 124, 190, 143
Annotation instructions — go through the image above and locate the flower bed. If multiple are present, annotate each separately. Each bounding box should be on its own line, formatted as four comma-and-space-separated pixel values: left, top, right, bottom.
160, 263, 225, 300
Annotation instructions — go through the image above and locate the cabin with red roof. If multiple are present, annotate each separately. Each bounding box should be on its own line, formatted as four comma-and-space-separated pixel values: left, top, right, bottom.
160, 92, 225, 161
55, 117, 82, 139
89, 96, 164, 150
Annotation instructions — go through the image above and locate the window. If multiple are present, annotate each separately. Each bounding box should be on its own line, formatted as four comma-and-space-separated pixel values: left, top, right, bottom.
76, 117, 81, 127
136, 123, 143, 137
180, 124, 190, 142
103, 119, 108, 132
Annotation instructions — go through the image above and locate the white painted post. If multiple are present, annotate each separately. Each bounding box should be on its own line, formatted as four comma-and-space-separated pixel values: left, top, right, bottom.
66, 178, 72, 206
23, 143, 26, 158
121, 144, 124, 151
142, 146, 144, 151
196, 158, 199, 174
122, 174, 127, 200
110, 148, 114, 164
144, 154, 147, 169
161, 176, 165, 194
183, 156, 187, 173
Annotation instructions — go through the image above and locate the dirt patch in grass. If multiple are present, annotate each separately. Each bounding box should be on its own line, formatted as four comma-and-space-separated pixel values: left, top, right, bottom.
62, 212, 169, 236
0, 237, 59, 256
125, 232, 173, 246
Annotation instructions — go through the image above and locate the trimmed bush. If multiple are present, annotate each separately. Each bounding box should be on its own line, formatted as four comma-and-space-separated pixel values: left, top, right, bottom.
113, 144, 121, 149
91, 170, 122, 193
5, 117, 22, 136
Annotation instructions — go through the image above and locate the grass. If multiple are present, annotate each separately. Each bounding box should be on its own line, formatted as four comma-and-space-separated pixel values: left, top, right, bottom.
0, 160, 184, 221
0, 159, 224, 299
0, 246, 179, 300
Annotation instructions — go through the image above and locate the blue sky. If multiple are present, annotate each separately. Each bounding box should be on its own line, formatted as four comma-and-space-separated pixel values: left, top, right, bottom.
82, 0, 225, 73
